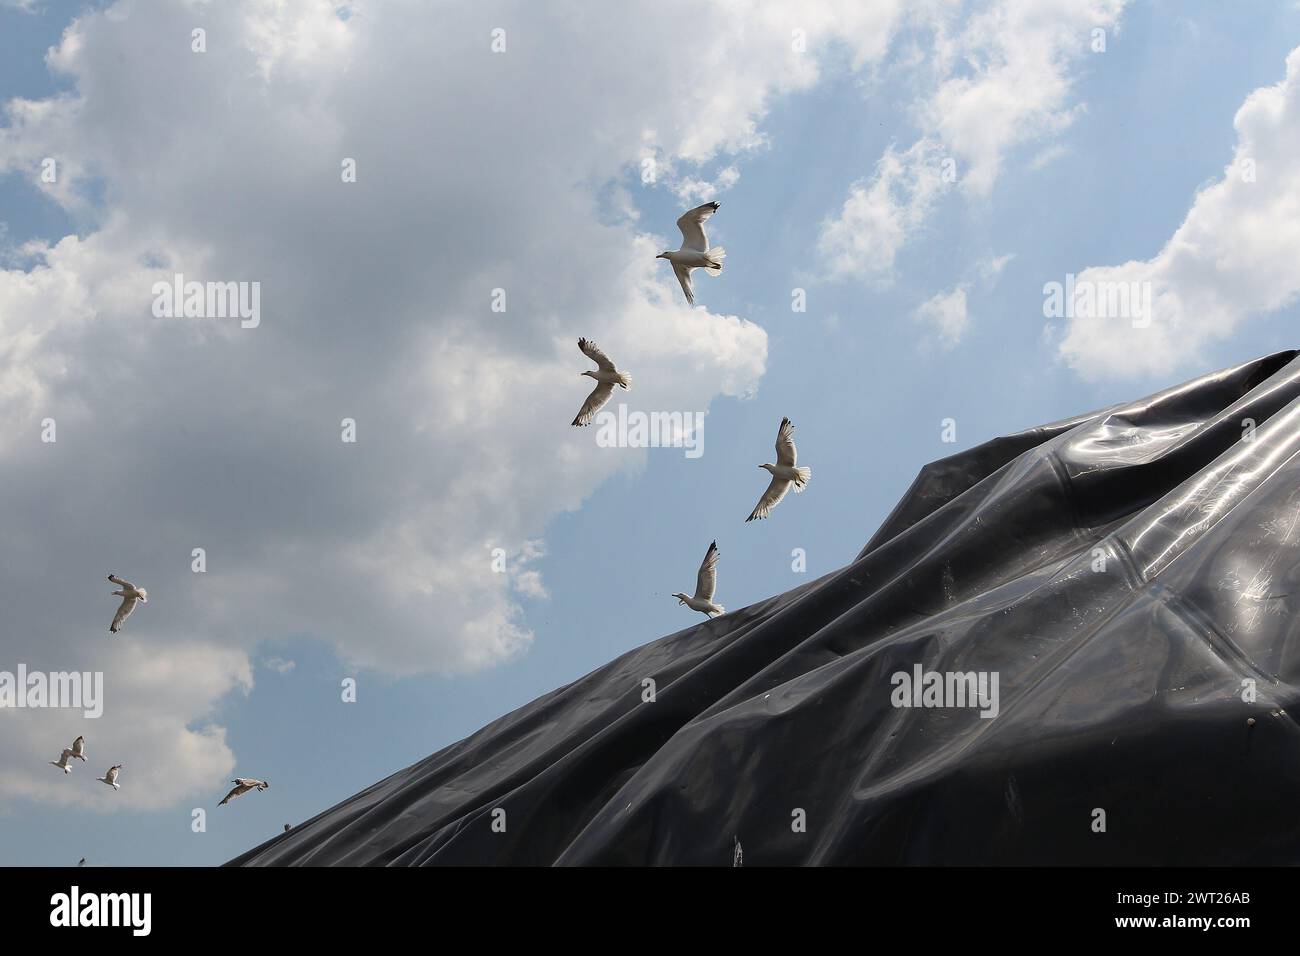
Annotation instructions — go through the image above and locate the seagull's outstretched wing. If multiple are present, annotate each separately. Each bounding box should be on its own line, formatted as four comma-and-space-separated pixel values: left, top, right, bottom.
572, 381, 615, 427
71, 736, 86, 760
676, 201, 719, 253
110, 595, 138, 633
693, 541, 719, 602
577, 337, 616, 372
219, 781, 251, 806
672, 262, 695, 305
747, 476, 792, 522
775, 417, 797, 467
220, 778, 267, 806
107, 574, 135, 590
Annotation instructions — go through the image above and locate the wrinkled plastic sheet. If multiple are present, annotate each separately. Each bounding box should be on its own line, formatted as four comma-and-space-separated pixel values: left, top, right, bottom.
230, 350, 1300, 865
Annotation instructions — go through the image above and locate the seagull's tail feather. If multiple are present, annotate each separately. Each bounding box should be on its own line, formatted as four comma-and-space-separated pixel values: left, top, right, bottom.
704, 246, 726, 273
792, 466, 812, 490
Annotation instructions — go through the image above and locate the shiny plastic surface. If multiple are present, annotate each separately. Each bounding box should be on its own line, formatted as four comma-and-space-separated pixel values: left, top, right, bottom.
231, 350, 1300, 865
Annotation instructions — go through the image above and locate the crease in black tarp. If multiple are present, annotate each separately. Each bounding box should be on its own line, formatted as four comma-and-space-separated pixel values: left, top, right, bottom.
229, 349, 1300, 866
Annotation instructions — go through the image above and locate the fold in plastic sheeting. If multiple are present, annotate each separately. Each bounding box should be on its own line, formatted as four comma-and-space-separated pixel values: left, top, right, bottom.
230, 350, 1300, 866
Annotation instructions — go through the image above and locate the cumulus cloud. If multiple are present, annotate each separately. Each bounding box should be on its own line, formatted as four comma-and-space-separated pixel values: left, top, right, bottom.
2, 641, 250, 812
1057, 44, 1300, 380
909, 253, 1010, 349
818, 139, 949, 284
666, 164, 742, 205
922, 0, 1125, 196
0, 0, 906, 808
913, 286, 968, 349
818, 0, 1125, 281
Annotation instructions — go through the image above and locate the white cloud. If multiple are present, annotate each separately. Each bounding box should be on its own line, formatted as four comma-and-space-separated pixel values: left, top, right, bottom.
818, 0, 1125, 282
666, 164, 742, 205
909, 251, 1011, 349
978, 252, 1015, 281
3, 642, 250, 812
0, 0, 905, 809
1056, 44, 1300, 379
817, 138, 949, 284
922, 0, 1125, 196
913, 285, 968, 349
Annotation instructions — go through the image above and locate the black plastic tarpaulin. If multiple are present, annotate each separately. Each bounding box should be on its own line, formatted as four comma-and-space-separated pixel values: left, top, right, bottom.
229, 350, 1300, 865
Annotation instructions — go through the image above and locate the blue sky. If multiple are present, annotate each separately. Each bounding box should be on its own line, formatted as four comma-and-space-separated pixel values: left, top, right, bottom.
2, 0, 1299, 866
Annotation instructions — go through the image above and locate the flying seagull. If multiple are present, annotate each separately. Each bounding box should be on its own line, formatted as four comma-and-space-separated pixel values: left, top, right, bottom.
97, 764, 122, 790
219, 778, 269, 806
78, 858, 86, 867
107, 574, 148, 633
50, 749, 75, 774
672, 540, 724, 617
733, 836, 744, 867
656, 201, 726, 305
746, 418, 812, 522
69, 735, 87, 762
571, 338, 631, 426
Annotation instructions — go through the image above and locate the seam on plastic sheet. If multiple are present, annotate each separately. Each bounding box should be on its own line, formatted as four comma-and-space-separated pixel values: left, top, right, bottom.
1158, 586, 1292, 699
1043, 448, 1088, 549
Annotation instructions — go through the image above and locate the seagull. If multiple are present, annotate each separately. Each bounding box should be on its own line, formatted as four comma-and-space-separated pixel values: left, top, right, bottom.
746, 418, 812, 522
50, 749, 75, 774
571, 338, 631, 426
107, 574, 148, 633
219, 778, 269, 806
69, 735, 87, 762
656, 201, 726, 305
97, 764, 122, 790
78, 858, 86, 867
672, 540, 724, 617
733, 836, 744, 867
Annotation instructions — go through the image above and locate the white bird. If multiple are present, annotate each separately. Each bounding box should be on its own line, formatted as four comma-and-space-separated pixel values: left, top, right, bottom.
107, 574, 148, 633
219, 778, 269, 806
746, 417, 812, 522
672, 540, 725, 617
97, 764, 122, 790
733, 836, 744, 867
50, 749, 75, 774
571, 337, 631, 426
69, 735, 87, 762
656, 201, 726, 305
